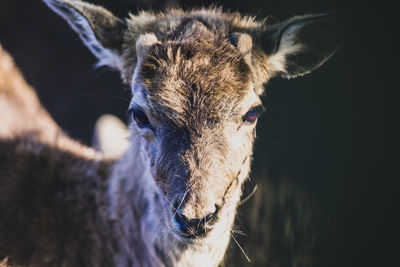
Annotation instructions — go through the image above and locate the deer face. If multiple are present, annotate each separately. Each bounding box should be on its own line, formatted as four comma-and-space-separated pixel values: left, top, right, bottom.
128, 33, 263, 240
44, 0, 341, 242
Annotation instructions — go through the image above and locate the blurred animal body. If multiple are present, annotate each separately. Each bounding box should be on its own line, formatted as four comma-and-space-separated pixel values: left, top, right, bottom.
0, 0, 341, 266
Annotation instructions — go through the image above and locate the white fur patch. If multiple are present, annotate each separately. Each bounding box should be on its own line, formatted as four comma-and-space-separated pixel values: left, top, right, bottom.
136, 33, 160, 60
267, 24, 304, 76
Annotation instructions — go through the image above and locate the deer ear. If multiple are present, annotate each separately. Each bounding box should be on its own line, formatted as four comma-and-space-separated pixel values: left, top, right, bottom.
260, 14, 342, 79
43, 0, 126, 69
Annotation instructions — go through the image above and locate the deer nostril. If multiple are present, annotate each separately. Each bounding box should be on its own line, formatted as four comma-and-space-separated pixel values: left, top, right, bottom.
174, 209, 189, 232
205, 212, 215, 223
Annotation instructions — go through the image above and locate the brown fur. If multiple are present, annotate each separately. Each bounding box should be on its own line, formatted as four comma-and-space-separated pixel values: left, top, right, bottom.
0, 1, 341, 266
0, 45, 98, 158
0, 45, 60, 141
0, 137, 113, 267
142, 36, 251, 127
121, 8, 269, 88
0, 45, 114, 266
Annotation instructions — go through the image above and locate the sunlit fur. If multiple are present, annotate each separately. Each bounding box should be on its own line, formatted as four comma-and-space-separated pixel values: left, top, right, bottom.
0, 1, 341, 266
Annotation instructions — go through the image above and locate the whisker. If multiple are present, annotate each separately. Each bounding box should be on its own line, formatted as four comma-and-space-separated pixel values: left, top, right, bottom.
160, 193, 177, 213
239, 184, 258, 206
174, 183, 193, 217
230, 231, 251, 263
231, 225, 246, 236
258, 126, 287, 150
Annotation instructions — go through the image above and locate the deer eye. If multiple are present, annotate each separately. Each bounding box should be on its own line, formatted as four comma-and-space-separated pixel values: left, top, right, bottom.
132, 109, 151, 128
243, 107, 260, 123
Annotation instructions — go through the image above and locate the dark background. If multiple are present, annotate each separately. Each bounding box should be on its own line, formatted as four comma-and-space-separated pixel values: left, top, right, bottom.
0, 0, 396, 266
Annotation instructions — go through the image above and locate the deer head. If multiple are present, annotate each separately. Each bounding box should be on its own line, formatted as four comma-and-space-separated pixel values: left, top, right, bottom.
44, 0, 341, 247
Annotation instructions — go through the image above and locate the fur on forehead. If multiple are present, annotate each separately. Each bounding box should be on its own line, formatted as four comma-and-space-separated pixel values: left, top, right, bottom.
137, 30, 253, 128
120, 7, 268, 85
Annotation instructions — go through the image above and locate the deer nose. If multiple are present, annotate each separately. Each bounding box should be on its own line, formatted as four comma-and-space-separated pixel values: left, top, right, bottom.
173, 208, 218, 237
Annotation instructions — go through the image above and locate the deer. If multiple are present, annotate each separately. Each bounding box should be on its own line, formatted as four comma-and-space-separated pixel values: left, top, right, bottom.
0, 0, 341, 266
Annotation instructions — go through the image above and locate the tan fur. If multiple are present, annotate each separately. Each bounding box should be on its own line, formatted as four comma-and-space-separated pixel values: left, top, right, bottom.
0, 44, 97, 159
1, 2, 341, 266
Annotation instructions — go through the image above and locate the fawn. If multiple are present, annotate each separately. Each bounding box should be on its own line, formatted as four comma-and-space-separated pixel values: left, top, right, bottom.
0, 0, 341, 266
